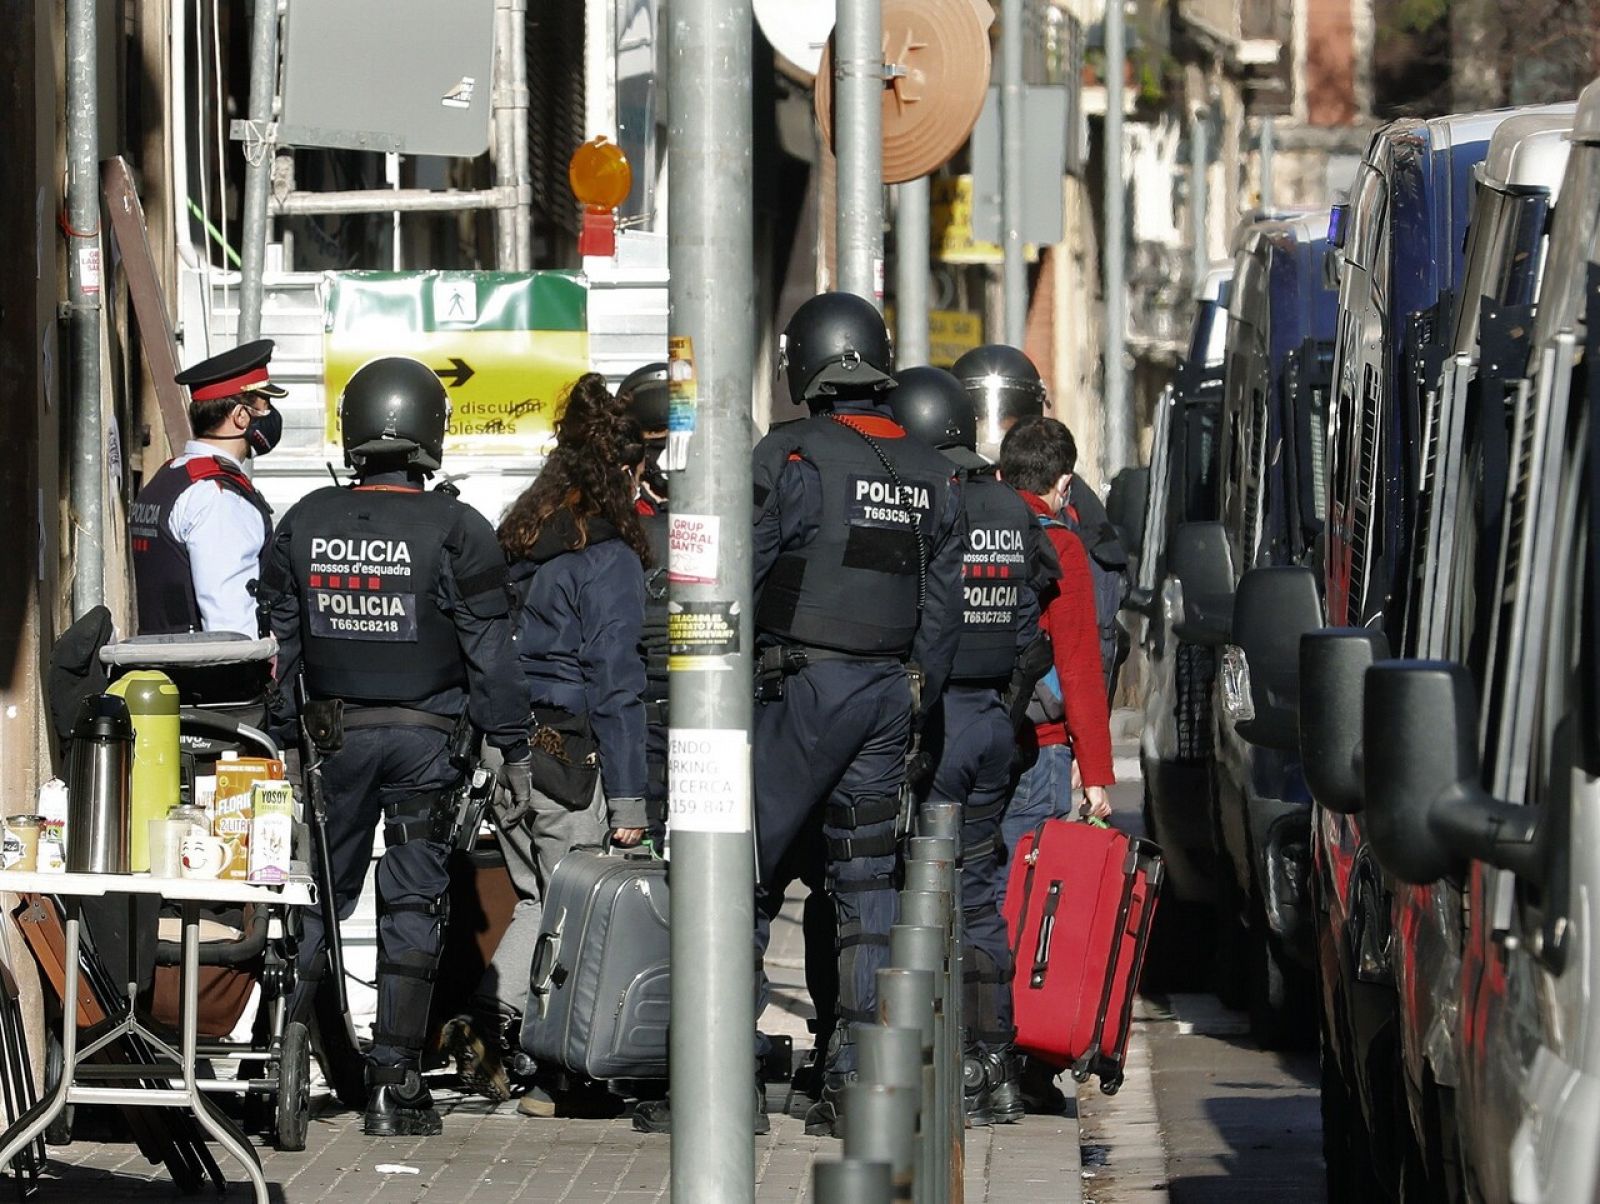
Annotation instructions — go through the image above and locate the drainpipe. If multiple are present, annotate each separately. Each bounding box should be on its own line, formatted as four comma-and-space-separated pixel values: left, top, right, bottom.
67, 0, 104, 616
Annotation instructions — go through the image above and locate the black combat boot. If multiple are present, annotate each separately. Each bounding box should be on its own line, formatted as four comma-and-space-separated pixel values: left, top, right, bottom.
1016, 1053, 1067, 1115
985, 1046, 1025, 1124
363, 1066, 443, 1137
963, 1050, 994, 1127
632, 1080, 771, 1135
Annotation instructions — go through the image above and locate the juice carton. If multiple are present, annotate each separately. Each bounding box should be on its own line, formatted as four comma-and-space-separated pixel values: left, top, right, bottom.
248, 781, 295, 884
36, 778, 68, 874
213, 755, 282, 881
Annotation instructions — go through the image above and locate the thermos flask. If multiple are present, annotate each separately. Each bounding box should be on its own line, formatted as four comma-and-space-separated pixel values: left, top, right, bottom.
66, 694, 134, 874
106, 670, 181, 872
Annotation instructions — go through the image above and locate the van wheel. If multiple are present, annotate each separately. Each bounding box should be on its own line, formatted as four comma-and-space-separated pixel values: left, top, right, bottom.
1212, 875, 1251, 1011
1321, 1023, 1382, 1202
1248, 894, 1313, 1049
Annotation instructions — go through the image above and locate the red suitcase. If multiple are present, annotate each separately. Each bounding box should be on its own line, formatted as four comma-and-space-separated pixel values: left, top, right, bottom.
1003, 819, 1163, 1093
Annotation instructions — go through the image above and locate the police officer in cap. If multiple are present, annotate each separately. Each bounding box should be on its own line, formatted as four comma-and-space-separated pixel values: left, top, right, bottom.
702, 292, 964, 1134
263, 357, 534, 1137
953, 343, 1130, 699
617, 363, 671, 841
891, 366, 1055, 1126
130, 339, 285, 636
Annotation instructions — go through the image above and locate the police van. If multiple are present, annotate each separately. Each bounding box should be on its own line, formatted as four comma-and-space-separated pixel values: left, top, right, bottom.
1221, 106, 1518, 1197
1174, 211, 1338, 1047
1131, 263, 1232, 986
1355, 80, 1600, 1203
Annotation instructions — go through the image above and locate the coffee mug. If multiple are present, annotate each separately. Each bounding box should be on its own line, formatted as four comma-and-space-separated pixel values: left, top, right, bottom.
180, 834, 233, 879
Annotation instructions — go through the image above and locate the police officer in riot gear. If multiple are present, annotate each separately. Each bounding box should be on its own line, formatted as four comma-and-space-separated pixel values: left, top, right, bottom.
618, 363, 671, 840
130, 339, 285, 637
891, 366, 1053, 1125
953, 343, 1130, 698
264, 356, 533, 1137
746, 293, 966, 1134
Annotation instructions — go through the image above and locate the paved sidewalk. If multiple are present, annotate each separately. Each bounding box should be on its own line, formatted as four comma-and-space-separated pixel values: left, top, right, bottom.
33, 891, 1083, 1204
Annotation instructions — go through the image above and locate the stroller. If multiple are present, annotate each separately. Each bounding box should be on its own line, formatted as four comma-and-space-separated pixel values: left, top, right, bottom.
42, 617, 361, 1150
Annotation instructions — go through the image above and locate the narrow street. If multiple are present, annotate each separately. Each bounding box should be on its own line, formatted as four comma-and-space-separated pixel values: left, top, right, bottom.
1074, 730, 1325, 1204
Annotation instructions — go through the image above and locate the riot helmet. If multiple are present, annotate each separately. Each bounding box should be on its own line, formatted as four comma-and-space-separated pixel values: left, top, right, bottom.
338, 356, 451, 473
952, 343, 1047, 451
619, 362, 670, 436
888, 366, 987, 471
778, 292, 894, 406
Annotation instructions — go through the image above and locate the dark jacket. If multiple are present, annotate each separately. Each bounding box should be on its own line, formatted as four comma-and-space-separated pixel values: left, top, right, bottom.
510, 510, 648, 824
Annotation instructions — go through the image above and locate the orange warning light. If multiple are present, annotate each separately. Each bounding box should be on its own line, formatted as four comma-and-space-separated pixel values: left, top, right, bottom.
568, 136, 633, 210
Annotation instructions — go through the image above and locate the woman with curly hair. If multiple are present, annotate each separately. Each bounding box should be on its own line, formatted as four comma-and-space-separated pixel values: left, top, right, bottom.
446, 372, 652, 1114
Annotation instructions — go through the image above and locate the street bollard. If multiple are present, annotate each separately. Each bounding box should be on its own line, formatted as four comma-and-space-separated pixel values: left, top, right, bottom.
917, 801, 962, 844
877, 968, 937, 1204
889, 925, 949, 1204
858, 1025, 925, 1201
814, 1157, 894, 1204
904, 837, 964, 1202
842, 1083, 919, 1202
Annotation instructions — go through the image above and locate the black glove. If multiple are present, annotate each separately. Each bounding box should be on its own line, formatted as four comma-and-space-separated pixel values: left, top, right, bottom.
499, 758, 535, 827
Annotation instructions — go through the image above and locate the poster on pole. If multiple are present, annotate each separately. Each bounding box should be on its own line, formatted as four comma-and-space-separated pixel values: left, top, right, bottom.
324, 271, 591, 455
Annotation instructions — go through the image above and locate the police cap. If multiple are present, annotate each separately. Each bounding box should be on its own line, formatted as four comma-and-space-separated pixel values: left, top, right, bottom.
175, 339, 287, 402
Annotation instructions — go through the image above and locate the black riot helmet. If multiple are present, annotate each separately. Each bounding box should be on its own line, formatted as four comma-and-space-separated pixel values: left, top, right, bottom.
619, 362, 670, 435
778, 292, 894, 406
952, 344, 1047, 444
888, 366, 987, 471
338, 356, 451, 473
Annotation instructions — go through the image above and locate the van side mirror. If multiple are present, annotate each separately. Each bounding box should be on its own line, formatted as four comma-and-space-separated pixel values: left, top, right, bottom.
1299, 628, 1389, 815
1230, 566, 1322, 752
1169, 522, 1235, 647
1363, 661, 1542, 886
1106, 467, 1150, 560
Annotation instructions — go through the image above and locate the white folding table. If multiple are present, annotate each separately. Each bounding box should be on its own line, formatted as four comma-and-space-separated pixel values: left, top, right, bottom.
0, 872, 315, 1203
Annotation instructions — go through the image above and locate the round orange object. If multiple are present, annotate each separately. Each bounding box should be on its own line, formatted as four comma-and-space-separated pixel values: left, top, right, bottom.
569, 136, 633, 210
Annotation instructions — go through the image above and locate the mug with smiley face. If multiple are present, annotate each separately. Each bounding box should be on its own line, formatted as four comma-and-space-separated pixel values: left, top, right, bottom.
180, 834, 233, 879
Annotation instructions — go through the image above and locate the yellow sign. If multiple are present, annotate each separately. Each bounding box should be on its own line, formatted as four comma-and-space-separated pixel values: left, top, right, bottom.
933, 176, 1003, 265
323, 272, 590, 455
928, 310, 983, 367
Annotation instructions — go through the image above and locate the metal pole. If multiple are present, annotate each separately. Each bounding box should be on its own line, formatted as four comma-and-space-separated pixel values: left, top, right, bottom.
66, 0, 104, 616
1102, 0, 1130, 477
890, 924, 948, 1204
896, 178, 931, 366
237, 0, 280, 343
494, 0, 521, 269
1190, 106, 1209, 296
836, 0, 884, 305
1260, 115, 1275, 213
815, 1159, 894, 1204
508, 0, 533, 269
666, 0, 756, 1199
1000, 0, 1026, 346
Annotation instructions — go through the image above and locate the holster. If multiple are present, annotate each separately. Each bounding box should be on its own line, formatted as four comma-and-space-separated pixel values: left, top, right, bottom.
1004, 632, 1054, 731
302, 698, 345, 754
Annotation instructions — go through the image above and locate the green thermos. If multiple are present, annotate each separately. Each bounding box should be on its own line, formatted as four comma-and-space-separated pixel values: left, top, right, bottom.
107, 670, 181, 872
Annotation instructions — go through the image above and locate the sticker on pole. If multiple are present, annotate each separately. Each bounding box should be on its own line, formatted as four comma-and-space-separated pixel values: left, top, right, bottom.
665, 335, 697, 472
668, 600, 740, 670
668, 728, 751, 834
668, 512, 720, 584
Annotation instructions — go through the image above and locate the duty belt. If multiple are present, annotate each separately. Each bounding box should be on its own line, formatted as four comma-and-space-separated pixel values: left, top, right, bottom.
340, 706, 457, 735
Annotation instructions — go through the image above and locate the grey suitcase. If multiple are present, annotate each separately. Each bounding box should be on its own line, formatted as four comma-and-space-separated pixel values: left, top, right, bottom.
520, 848, 670, 1081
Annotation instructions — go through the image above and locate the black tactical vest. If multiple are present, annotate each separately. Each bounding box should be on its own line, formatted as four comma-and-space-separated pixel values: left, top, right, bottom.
640, 505, 669, 711
950, 473, 1032, 682
753, 413, 952, 656
286, 485, 475, 701
131, 456, 273, 635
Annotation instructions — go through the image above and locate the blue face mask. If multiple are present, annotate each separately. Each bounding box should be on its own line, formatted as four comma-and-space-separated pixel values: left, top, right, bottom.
244, 404, 283, 456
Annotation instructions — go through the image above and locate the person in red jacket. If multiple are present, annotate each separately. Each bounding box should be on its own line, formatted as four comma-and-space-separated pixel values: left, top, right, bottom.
995, 415, 1117, 1114
996, 416, 1116, 859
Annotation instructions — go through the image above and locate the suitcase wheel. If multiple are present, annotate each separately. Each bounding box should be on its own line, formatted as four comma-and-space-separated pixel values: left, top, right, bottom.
1070, 1066, 1091, 1084
1099, 1073, 1123, 1096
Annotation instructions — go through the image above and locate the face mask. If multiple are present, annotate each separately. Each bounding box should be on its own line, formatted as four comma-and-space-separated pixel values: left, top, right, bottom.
244, 404, 283, 457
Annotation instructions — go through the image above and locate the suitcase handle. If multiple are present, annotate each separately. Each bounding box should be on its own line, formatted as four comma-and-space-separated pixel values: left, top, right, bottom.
1029, 881, 1063, 987
530, 927, 567, 1013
